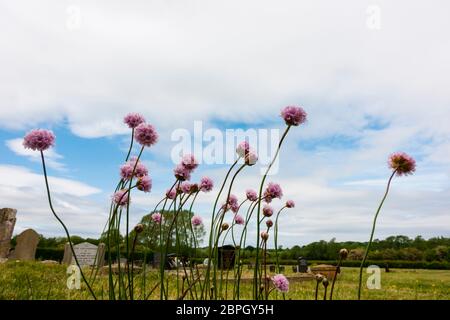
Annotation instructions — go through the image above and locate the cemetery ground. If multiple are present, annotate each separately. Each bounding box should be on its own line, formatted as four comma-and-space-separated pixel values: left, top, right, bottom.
1, 261, 449, 300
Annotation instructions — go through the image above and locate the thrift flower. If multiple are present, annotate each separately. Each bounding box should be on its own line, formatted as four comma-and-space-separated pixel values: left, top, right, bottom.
272, 274, 289, 292
236, 141, 250, 157
234, 214, 245, 225
281, 106, 307, 126
388, 152, 416, 176
151, 212, 162, 224
134, 123, 158, 147
137, 176, 152, 193
191, 215, 203, 227
174, 164, 191, 181
264, 182, 283, 202
181, 154, 198, 171
124, 113, 145, 129
246, 189, 258, 202
23, 129, 55, 151
286, 200, 295, 208
263, 204, 274, 217
113, 190, 129, 207
199, 177, 214, 192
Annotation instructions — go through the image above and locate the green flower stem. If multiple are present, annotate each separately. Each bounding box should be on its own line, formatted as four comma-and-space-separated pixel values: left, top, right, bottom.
329, 256, 343, 300
357, 170, 397, 300
40, 151, 97, 300
254, 125, 291, 299
274, 206, 286, 274
202, 158, 239, 299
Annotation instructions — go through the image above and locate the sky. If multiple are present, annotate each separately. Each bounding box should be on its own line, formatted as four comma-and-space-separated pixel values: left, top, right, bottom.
0, 0, 449, 247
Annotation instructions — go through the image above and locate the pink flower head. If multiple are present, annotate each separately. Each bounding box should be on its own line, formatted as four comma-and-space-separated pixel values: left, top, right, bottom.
245, 151, 258, 166
199, 177, 214, 192
166, 188, 177, 200
174, 164, 191, 181
388, 152, 416, 176
113, 190, 129, 207
151, 212, 162, 224
124, 113, 145, 129
266, 219, 273, 228
181, 154, 198, 171
286, 200, 295, 208
191, 215, 203, 227
23, 129, 55, 151
134, 123, 158, 147
222, 194, 239, 212
272, 274, 289, 293
263, 204, 274, 217
281, 106, 307, 126
231, 202, 240, 213
260, 231, 269, 241
137, 176, 152, 193
246, 189, 258, 202
236, 141, 251, 157
120, 159, 148, 180
228, 194, 238, 206
263, 182, 283, 202
180, 182, 192, 194
234, 214, 245, 225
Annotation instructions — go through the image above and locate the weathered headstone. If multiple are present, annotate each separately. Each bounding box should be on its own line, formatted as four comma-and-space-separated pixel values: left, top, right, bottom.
69, 242, 105, 267
298, 257, 308, 273
218, 245, 235, 270
311, 264, 339, 280
269, 265, 276, 272
62, 242, 72, 264
9, 229, 40, 261
0, 208, 17, 259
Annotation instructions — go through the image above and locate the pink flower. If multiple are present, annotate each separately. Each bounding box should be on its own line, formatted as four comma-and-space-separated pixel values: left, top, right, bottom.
264, 182, 283, 202
181, 154, 198, 171
120, 159, 148, 180
137, 176, 152, 193
260, 231, 269, 241
272, 274, 289, 292
228, 194, 238, 206
263, 204, 274, 217
199, 177, 214, 192
246, 189, 258, 202
222, 194, 239, 212
134, 123, 158, 147
174, 164, 191, 181
23, 129, 55, 151
180, 182, 192, 194
266, 219, 273, 228
124, 113, 145, 129
234, 214, 245, 225
286, 200, 295, 208
245, 151, 258, 166
281, 106, 307, 126
166, 188, 177, 200
236, 141, 250, 157
151, 212, 162, 224
113, 190, 129, 207
191, 215, 203, 227
388, 152, 416, 176
231, 202, 240, 213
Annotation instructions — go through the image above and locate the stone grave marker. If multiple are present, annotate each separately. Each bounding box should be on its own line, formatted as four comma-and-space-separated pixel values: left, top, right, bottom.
9, 229, 40, 261
298, 257, 308, 273
68, 242, 105, 267
0, 208, 17, 259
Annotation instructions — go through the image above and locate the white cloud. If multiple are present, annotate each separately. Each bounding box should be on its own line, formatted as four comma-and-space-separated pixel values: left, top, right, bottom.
5, 138, 66, 170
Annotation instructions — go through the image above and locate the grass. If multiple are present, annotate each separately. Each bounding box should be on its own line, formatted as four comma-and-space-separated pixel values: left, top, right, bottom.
0, 261, 449, 300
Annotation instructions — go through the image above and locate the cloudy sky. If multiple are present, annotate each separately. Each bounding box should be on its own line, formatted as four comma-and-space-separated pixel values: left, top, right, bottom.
0, 0, 449, 247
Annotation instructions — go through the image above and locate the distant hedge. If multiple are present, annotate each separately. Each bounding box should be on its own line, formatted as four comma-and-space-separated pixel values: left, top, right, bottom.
35, 248, 450, 270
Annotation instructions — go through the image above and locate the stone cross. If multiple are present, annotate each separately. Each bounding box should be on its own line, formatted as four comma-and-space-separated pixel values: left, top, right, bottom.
9, 229, 40, 261
0, 208, 17, 259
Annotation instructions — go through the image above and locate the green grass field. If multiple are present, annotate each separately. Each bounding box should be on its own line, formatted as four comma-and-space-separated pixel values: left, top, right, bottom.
1, 261, 449, 300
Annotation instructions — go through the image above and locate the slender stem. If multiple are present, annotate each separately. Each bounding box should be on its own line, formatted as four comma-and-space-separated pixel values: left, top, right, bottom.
329, 257, 342, 300
254, 125, 291, 299
357, 170, 397, 300
274, 206, 286, 274
40, 151, 97, 299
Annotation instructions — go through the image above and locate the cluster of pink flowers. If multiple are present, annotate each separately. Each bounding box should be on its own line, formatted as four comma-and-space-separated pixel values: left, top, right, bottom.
120, 157, 149, 180
236, 141, 258, 166
272, 274, 289, 292
173, 153, 199, 182
151, 212, 162, 224
389, 152, 416, 176
191, 215, 203, 227
234, 214, 245, 225
134, 123, 158, 147
286, 200, 295, 208
281, 106, 307, 127
263, 204, 274, 217
23, 129, 55, 151
113, 189, 129, 207
222, 194, 239, 213
263, 182, 283, 203
246, 189, 258, 202
124, 113, 146, 129
200, 177, 214, 192
137, 176, 152, 193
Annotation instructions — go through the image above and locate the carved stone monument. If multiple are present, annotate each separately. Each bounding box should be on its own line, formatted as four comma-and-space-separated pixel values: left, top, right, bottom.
0, 208, 17, 259
66, 242, 105, 267
9, 229, 40, 261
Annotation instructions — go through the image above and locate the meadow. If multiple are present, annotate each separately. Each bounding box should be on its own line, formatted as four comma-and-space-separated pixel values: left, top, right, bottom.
1, 261, 448, 300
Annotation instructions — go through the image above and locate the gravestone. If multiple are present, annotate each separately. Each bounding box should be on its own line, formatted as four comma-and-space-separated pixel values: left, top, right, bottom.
311, 264, 339, 280
298, 257, 308, 273
269, 265, 276, 272
9, 229, 40, 261
62, 242, 72, 264
218, 245, 235, 270
0, 208, 17, 259
68, 242, 105, 267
